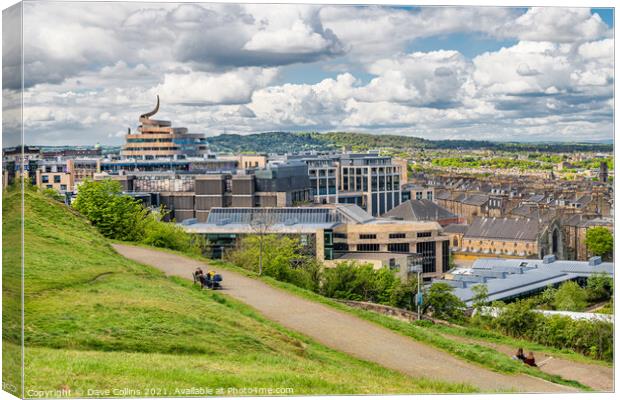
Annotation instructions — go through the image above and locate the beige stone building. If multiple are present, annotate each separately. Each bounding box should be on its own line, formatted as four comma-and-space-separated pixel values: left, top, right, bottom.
445, 216, 564, 260
332, 219, 450, 280
185, 204, 450, 280
219, 154, 267, 169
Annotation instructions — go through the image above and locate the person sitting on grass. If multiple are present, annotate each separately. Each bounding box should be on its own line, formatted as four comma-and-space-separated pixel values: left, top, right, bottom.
512, 348, 526, 362
524, 351, 537, 367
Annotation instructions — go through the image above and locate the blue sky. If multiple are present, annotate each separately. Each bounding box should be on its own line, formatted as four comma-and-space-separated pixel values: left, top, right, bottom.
3, 3, 614, 145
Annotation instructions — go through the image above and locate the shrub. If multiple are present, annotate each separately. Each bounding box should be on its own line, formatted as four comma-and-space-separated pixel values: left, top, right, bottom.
492, 299, 538, 338
423, 283, 466, 322
489, 299, 613, 361
141, 211, 204, 255
73, 179, 203, 253
73, 179, 148, 241
586, 273, 613, 303
553, 281, 588, 311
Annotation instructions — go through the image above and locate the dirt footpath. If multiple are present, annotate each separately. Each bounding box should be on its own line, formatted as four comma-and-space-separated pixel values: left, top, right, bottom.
112, 244, 578, 393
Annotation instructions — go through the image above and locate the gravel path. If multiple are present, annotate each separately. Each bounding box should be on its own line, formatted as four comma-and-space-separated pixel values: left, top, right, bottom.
112, 244, 577, 393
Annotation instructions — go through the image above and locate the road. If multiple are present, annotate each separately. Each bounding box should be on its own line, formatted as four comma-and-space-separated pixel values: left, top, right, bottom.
112, 244, 577, 393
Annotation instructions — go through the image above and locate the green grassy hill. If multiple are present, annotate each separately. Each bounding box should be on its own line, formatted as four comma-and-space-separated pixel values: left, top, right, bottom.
206, 131, 613, 154
2, 188, 472, 396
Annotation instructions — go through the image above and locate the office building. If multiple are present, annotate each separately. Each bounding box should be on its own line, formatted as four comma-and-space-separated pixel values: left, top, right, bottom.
184, 204, 450, 279
289, 152, 404, 216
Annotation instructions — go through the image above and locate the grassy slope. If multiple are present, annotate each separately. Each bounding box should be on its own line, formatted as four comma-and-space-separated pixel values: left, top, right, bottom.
8, 189, 475, 395
2, 185, 22, 397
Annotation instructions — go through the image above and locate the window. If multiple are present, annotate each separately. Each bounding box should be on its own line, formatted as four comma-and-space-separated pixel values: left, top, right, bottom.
53, 175, 61, 183
334, 243, 349, 251
389, 233, 406, 239
388, 243, 409, 252
416, 241, 436, 273
41, 175, 49, 183
442, 241, 450, 272
60, 184, 67, 191
417, 232, 432, 238
334, 233, 347, 239
427, 191, 433, 200
357, 243, 380, 252
359, 234, 377, 240
416, 191, 423, 200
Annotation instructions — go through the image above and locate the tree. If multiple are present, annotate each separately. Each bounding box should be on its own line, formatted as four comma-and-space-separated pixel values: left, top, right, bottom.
388, 276, 419, 311
471, 283, 489, 311
141, 207, 204, 255
553, 281, 588, 311
423, 282, 466, 322
585, 227, 613, 261
493, 299, 539, 338
72, 179, 148, 241
586, 273, 613, 303
226, 234, 320, 290
536, 285, 558, 309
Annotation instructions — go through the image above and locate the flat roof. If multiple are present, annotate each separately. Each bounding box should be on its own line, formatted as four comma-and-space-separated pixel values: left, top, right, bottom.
184, 222, 340, 234
443, 257, 613, 306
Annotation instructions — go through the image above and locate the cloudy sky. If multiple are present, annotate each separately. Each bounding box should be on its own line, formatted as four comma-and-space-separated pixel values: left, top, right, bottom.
2, 1, 614, 146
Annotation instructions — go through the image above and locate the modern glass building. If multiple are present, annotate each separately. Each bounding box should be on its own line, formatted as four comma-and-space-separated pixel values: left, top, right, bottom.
288, 152, 404, 216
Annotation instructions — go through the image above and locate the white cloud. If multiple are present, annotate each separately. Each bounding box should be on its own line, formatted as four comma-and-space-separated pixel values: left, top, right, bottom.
356, 50, 471, 106
243, 19, 333, 54
11, 4, 614, 144
508, 7, 611, 43
154, 68, 279, 105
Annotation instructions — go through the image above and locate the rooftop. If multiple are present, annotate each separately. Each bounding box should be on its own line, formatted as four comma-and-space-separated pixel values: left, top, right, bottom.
181, 204, 375, 233
383, 199, 457, 222
464, 217, 540, 241
442, 256, 613, 306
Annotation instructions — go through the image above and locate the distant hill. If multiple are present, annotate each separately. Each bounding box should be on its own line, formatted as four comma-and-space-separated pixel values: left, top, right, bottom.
207, 131, 613, 154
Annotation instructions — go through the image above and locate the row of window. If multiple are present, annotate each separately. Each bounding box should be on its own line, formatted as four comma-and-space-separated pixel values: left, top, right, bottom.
123, 147, 181, 152
414, 191, 434, 201
354, 232, 432, 240
41, 175, 62, 183
465, 239, 531, 248
462, 247, 533, 255
45, 184, 67, 191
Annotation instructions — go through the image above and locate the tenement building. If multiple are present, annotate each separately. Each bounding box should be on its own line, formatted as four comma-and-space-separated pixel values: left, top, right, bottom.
121, 96, 208, 160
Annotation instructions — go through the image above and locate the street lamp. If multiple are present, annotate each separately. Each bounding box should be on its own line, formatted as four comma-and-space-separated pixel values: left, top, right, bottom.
409, 262, 423, 320
250, 218, 268, 276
